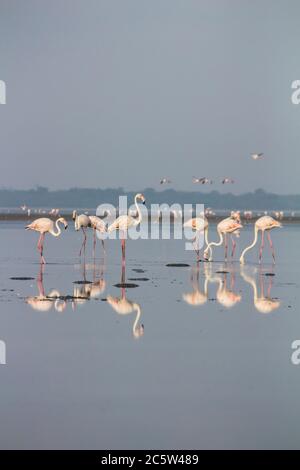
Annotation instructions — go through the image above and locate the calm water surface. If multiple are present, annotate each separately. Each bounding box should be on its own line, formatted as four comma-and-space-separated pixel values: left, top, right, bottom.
0, 222, 299, 449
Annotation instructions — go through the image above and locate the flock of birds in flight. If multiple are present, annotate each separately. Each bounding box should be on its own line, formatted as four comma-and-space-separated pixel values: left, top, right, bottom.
160, 153, 264, 186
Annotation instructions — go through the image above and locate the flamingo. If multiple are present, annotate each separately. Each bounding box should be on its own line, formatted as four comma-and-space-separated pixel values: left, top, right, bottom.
26, 217, 68, 263
221, 177, 235, 184
239, 216, 282, 264
72, 210, 91, 256
160, 177, 172, 185
107, 193, 145, 266
88, 215, 107, 257
251, 152, 264, 160
229, 211, 242, 258
192, 177, 213, 184
183, 215, 210, 261
204, 216, 243, 262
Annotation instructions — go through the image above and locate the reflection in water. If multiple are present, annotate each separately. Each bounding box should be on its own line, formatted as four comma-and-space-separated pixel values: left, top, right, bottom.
72, 261, 106, 309
26, 264, 67, 312
183, 263, 241, 309
182, 264, 209, 306
241, 266, 280, 314
183, 263, 281, 312
216, 269, 241, 309
107, 266, 144, 339
26, 261, 107, 312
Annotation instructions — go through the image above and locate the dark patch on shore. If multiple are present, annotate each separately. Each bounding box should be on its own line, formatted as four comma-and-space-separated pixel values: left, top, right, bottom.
128, 277, 149, 281
263, 273, 275, 277
114, 283, 139, 288
10, 277, 34, 281
132, 268, 146, 273
215, 270, 229, 274
166, 263, 190, 267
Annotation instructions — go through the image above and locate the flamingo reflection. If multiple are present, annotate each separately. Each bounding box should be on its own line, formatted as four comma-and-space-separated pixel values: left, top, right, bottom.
107, 266, 144, 339
182, 264, 209, 307
240, 266, 280, 314
215, 268, 241, 309
183, 264, 241, 309
72, 260, 106, 309
26, 263, 66, 312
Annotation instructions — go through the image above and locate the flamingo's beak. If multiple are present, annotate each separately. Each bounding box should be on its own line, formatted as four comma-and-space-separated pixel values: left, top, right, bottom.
65, 224, 68, 230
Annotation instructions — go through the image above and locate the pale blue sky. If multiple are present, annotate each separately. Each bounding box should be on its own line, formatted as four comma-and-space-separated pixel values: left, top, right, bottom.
0, 0, 300, 193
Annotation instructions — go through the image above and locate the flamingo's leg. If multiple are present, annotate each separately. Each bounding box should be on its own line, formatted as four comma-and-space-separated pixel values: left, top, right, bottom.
231, 235, 236, 259
267, 231, 276, 264
224, 233, 228, 262
121, 237, 126, 267
193, 234, 200, 262
37, 233, 42, 254
79, 227, 87, 257
259, 230, 265, 263
92, 229, 96, 258
40, 233, 46, 264
37, 233, 45, 264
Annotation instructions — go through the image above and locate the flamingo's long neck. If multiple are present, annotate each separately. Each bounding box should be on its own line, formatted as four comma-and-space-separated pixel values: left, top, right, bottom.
50, 219, 62, 237
135, 196, 143, 225
240, 226, 258, 264
206, 230, 224, 254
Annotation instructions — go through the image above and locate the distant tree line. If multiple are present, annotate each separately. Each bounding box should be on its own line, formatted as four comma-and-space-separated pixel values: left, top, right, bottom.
0, 186, 299, 210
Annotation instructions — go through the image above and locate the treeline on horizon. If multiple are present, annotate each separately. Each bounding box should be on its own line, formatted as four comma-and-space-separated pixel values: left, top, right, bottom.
0, 186, 299, 210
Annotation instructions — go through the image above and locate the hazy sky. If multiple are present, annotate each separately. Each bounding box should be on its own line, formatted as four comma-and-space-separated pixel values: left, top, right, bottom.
0, 0, 300, 194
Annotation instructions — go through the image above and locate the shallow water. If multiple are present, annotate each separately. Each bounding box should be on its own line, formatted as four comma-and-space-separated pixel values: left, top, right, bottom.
0, 221, 299, 449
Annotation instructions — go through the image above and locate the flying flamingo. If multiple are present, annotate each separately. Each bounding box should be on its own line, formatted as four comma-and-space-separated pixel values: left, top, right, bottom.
72, 210, 91, 257
192, 177, 213, 185
183, 215, 210, 261
88, 215, 107, 257
160, 177, 172, 185
251, 152, 264, 160
239, 216, 282, 264
107, 193, 145, 266
26, 217, 68, 264
204, 216, 243, 262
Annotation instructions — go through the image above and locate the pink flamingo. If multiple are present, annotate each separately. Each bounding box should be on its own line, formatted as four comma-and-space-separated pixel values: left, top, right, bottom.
204, 217, 243, 262
88, 215, 107, 257
72, 210, 91, 256
240, 216, 282, 264
183, 216, 210, 261
26, 217, 68, 263
107, 193, 145, 266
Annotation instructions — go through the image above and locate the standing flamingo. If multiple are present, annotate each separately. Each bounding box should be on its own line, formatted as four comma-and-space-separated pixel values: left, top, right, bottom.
107, 193, 145, 266
26, 217, 68, 263
72, 210, 91, 256
204, 216, 243, 262
183, 215, 210, 261
88, 215, 107, 257
239, 216, 282, 264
